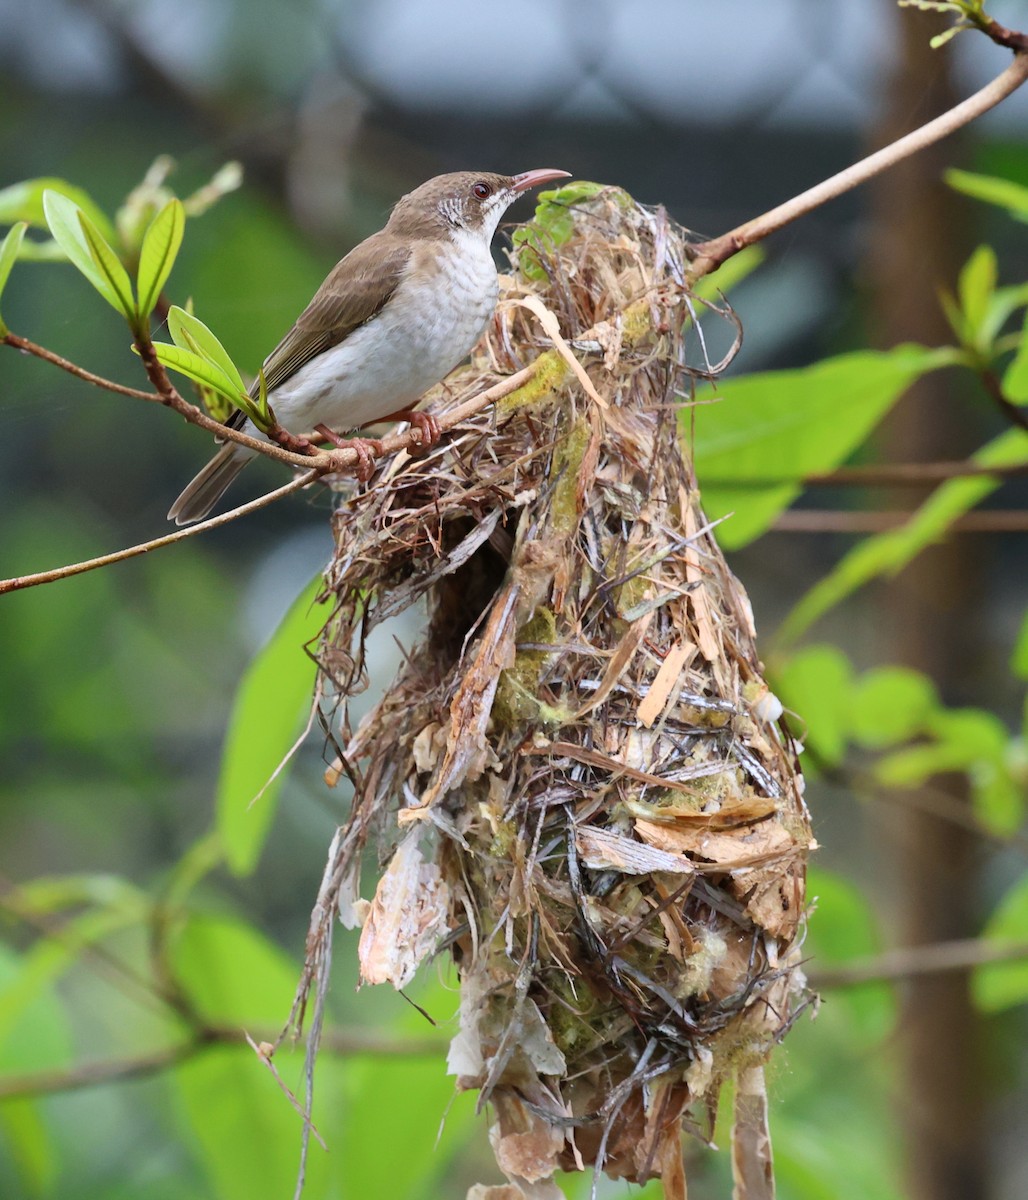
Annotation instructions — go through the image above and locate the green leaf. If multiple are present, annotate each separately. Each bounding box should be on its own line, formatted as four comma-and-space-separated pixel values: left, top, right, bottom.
0, 221, 26, 335
974, 281, 1028, 357
874, 706, 1022, 836
689, 345, 954, 548
0, 177, 115, 240
956, 245, 996, 353
340, 1041, 475, 1200
1004, 306, 1028, 404
255, 368, 272, 426
334, 973, 474, 1200
182, 161, 244, 218
772, 645, 854, 766
42, 190, 134, 319
780, 425, 1028, 643
217, 576, 325, 875
136, 198, 184, 322
803, 867, 896, 1039
514, 180, 620, 280
973, 873, 1028, 1011
170, 914, 320, 1200
8, 237, 66, 263
876, 708, 1005, 785
9, 872, 146, 918
0, 908, 141, 1050
850, 667, 938, 748
0, 945, 72, 1196
971, 757, 1025, 837
171, 912, 297, 1026
166, 305, 247, 396
946, 168, 1028, 224
79, 209, 137, 322
148, 342, 244, 406
928, 23, 967, 48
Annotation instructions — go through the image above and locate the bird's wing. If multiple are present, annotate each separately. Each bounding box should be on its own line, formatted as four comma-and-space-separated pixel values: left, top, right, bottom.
247, 234, 413, 400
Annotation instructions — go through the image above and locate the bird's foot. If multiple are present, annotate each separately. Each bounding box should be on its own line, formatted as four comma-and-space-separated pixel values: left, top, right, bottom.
384, 408, 442, 455
268, 423, 313, 454
315, 424, 384, 483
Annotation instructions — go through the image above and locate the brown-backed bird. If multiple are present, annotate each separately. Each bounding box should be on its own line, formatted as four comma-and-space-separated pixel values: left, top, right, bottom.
168, 168, 571, 524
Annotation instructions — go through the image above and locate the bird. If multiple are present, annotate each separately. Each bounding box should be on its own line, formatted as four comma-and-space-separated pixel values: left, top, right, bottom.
168, 167, 572, 524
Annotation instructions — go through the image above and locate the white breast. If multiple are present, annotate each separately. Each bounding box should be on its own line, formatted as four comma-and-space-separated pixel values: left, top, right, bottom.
261, 231, 499, 436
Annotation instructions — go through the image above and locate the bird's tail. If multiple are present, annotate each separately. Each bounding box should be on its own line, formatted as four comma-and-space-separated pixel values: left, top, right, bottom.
168, 443, 254, 525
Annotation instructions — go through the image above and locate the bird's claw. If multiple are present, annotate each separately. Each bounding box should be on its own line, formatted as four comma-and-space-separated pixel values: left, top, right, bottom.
268, 423, 312, 453
406, 410, 441, 454
326, 437, 384, 483
382, 408, 441, 455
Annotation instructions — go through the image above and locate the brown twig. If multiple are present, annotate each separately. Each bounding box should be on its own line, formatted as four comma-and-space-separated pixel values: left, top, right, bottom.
771, 509, 1028, 532
4, 331, 159, 401
703, 459, 1028, 488
0, 1025, 446, 1101
976, 12, 1028, 54
130, 334, 318, 467
0, 361, 542, 595
687, 51, 1028, 277
809, 937, 1028, 989
0, 472, 318, 595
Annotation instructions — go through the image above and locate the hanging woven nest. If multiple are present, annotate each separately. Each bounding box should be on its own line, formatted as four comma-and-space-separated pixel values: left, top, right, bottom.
300, 184, 814, 1199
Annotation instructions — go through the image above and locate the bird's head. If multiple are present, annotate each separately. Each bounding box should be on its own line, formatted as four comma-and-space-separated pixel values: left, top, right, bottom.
388, 169, 571, 243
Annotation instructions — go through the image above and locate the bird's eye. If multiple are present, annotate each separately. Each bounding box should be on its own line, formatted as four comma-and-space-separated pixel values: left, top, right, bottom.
472, 182, 492, 200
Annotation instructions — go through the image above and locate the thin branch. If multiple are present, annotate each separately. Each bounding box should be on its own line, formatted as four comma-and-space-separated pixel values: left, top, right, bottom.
131, 335, 319, 467
4, 331, 159, 401
0, 360, 542, 595
702, 459, 1028, 488
974, 11, 1028, 54
0, 471, 318, 595
809, 937, 1028, 990
797, 747, 1028, 856
0, 1024, 447, 1101
771, 508, 1028, 533
688, 50, 1028, 277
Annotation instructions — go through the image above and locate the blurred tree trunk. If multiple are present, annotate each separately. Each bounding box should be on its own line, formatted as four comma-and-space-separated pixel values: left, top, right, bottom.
866, 7, 987, 1200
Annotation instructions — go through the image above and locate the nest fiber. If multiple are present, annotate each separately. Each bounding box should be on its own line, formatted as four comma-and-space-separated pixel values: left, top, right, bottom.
303, 185, 813, 1199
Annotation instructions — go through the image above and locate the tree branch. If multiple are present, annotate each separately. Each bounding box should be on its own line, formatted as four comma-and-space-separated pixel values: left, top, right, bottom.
771, 509, 1028, 533
4, 331, 159, 401
702, 459, 1028, 488
809, 937, 1028, 990
688, 50, 1028, 277
0, 472, 318, 595
0, 360, 542, 594
0, 1024, 447, 1101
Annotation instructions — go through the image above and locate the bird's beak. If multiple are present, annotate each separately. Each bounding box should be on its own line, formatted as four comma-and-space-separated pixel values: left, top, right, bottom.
511, 169, 573, 193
